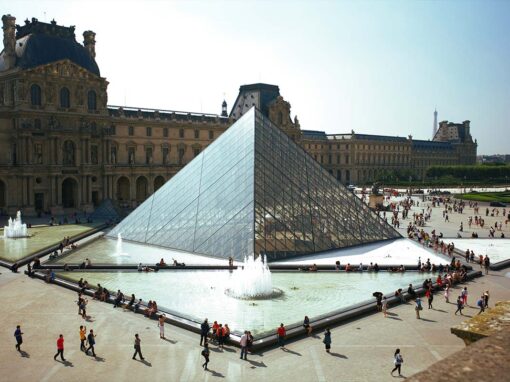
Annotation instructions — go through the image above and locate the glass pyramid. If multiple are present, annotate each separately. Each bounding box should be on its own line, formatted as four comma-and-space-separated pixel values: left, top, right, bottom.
109, 108, 400, 261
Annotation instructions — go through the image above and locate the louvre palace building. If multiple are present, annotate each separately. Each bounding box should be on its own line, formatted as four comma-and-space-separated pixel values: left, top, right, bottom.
0, 15, 477, 216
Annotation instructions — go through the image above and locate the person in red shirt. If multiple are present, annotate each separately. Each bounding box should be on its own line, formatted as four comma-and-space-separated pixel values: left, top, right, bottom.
436, 275, 443, 288
217, 324, 224, 349
211, 321, 219, 344
277, 323, 286, 348
54, 334, 66, 361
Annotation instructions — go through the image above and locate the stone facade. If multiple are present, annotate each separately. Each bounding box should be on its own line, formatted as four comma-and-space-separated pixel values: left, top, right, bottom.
0, 15, 477, 216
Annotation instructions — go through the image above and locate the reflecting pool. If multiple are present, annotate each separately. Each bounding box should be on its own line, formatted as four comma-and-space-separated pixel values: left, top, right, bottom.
58, 270, 427, 337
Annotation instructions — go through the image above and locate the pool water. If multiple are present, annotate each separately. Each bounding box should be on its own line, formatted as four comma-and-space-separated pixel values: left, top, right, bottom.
58, 270, 427, 337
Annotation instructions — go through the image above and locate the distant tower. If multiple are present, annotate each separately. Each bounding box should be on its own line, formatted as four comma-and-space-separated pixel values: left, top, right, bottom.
432, 108, 438, 139
221, 99, 228, 117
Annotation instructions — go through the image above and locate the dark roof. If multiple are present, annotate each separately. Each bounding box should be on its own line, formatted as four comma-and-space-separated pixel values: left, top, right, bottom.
412, 140, 453, 150
0, 18, 100, 75
302, 130, 328, 140
15, 33, 100, 76
107, 106, 230, 124
354, 134, 408, 142
239, 83, 279, 93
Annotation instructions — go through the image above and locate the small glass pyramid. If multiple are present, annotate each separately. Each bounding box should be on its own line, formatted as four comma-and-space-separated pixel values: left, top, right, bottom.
109, 108, 400, 260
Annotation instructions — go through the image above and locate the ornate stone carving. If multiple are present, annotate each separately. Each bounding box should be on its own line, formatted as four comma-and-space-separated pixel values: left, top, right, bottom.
46, 83, 56, 103
62, 140, 75, 166
2, 14, 16, 70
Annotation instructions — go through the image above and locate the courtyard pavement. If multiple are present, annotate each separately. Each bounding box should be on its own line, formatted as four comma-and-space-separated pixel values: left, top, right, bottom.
0, 195, 509, 382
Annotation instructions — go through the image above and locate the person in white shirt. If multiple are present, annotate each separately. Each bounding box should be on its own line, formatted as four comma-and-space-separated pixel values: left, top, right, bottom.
239, 331, 248, 360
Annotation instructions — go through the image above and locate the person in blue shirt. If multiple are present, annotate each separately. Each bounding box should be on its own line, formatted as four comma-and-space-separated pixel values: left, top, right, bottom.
14, 325, 23, 352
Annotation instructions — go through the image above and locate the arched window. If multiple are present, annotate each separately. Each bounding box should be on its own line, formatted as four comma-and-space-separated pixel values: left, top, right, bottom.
87, 90, 97, 111
60, 87, 70, 108
31, 84, 42, 106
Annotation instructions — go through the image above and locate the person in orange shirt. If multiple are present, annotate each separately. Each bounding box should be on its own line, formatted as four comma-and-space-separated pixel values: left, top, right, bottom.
211, 321, 219, 344
54, 334, 65, 361
79, 325, 87, 352
277, 323, 286, 348
217, 324, 224, 349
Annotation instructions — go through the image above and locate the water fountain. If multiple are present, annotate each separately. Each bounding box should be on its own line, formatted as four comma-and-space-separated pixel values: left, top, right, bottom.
115, 233, 129, 257
225, 254, 283, 299
3, 211, 29, 238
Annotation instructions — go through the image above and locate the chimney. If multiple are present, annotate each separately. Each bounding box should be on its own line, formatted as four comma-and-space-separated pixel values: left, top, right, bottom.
83, 30, 96, 59
463, 120, 471, 139
2, 14, 16, 70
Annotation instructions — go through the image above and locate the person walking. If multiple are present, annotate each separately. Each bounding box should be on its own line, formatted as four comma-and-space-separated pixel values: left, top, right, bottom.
382, 297, 388, 317
477, 296, 485, 314
14, 325, 23, 352
277, 323, 286, 348
85, 329, 96, 356
444, 286, 450, 303
158, 314, 166, 339
200, 318, 210, 346
53, 334, 66, 361
201, 343, 210, 370
483, 290, 490, 308
79, 325, 87, 352
455, 296, 464, 315
239, 331, 248, 360
461, 287, 468, 306
132, 334, 144, 360
415, 297, 422, 319
427, 288, 433, 309
323, 328, 332, 353
484, 256, 490, 275
391, 348, 404, 377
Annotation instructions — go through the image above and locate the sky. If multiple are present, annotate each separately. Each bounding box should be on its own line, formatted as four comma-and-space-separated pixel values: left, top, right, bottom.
4, 0, 510, 154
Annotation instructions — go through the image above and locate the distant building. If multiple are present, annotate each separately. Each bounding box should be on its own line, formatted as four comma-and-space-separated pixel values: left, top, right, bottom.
477, 155, 510, 164
0, 15, 477, 216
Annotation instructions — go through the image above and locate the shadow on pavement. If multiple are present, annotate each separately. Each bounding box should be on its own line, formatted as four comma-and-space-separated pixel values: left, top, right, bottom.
281, 348, 302, 356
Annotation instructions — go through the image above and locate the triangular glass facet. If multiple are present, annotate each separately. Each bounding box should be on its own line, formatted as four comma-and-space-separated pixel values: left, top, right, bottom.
109, 108, 400, 260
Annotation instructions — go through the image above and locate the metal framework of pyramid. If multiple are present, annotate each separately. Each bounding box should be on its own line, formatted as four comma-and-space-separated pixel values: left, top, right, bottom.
109, 108, 400, 261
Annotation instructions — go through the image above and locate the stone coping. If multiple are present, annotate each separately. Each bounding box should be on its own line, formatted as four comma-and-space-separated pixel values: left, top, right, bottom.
26, 268, 482, 350
0, 223, 108, 269
450, 301, 510, 345
408, 324, 510, 382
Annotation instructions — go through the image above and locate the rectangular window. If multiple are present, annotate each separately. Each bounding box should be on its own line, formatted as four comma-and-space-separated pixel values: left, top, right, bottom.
145, 147, 153, 164
328, 154, 332, 164
34, 143, 43, 164
110, 125, 116, 135
179, 129, 184, 138
110, 146, 117, 164
146, 127, 152, 137
12, 144, 17, 165
178, 148, 185, 164
90, 145, 98, 165
128, 126, 134, 136
194, 129, 199, 139
162, 147, 169, 164
163, 128, 168, 138
128, 147, 135, 164
209, 130, 214, 140
345, 154, 349, 164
